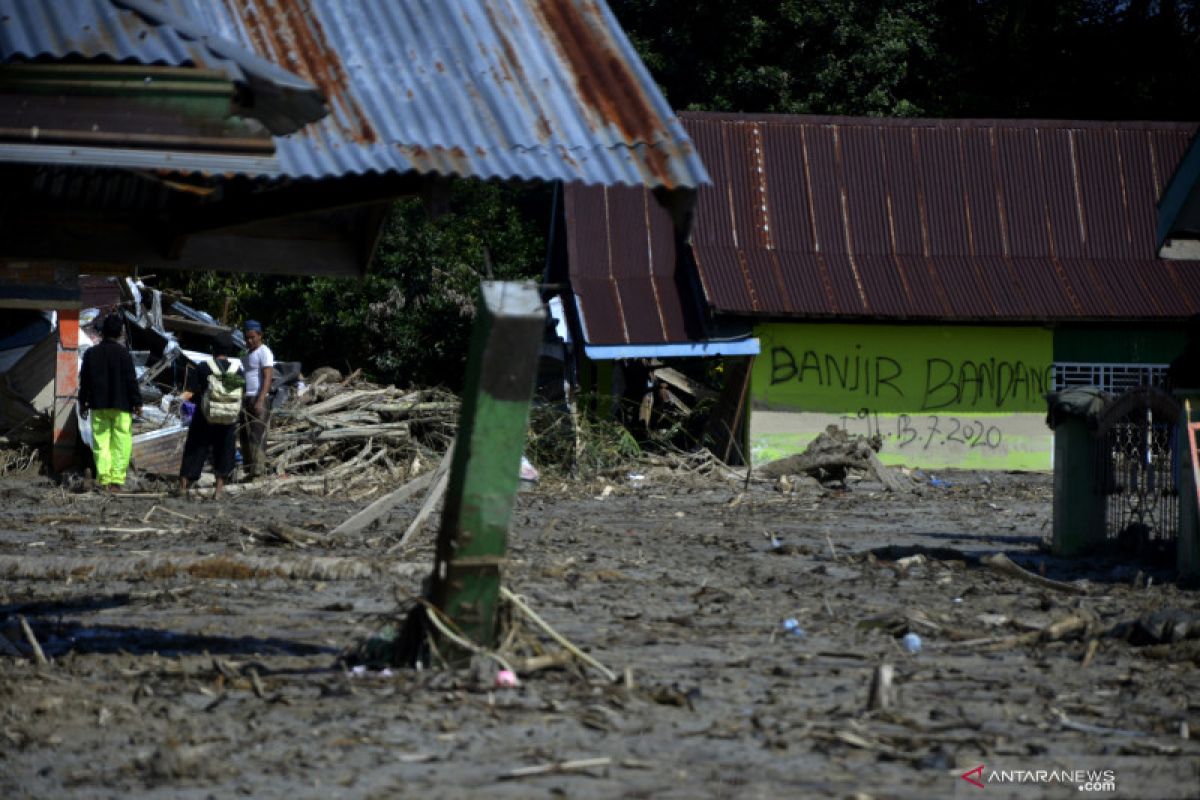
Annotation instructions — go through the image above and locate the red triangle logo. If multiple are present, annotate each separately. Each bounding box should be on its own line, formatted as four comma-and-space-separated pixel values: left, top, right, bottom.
961, 764, 985, 788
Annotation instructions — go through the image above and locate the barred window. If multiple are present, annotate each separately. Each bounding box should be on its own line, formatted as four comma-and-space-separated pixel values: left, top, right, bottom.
1052, 362, 1168, 393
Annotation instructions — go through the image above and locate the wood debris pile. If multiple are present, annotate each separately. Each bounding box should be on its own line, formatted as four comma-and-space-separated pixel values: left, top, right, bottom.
757, 424, 912, 493
262, 371, 458, 497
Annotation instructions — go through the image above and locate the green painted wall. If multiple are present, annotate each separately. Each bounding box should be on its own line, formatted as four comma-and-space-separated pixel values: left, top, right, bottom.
1054, 325, 1186, 364
750, 323, 1055, 470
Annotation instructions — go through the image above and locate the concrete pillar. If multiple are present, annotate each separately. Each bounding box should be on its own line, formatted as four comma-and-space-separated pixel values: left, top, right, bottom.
52, 308, 80, 474
1051, 417, 1105, 555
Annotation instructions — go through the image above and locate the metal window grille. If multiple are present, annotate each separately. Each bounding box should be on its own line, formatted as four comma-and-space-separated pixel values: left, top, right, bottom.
1053, 362, 1168, 393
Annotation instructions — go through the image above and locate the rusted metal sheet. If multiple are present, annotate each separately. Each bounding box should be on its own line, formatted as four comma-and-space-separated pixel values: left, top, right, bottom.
687, 113, 1200, 320
565, 114, 1200, 349
2, 0, 707, 189
0, 0, 324, 136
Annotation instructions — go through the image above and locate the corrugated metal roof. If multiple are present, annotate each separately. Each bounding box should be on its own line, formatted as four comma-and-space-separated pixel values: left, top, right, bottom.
2, 0, 708, 189
686, 113, 1200, 319
0, 0, 326, 134
566, 113, 1200, 347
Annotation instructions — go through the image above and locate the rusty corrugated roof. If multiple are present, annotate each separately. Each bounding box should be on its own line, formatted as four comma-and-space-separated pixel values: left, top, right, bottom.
565, 113, 1200, 349
3, 0, 709, 189
0, 0, 326, 135
687, 112, 1200, 320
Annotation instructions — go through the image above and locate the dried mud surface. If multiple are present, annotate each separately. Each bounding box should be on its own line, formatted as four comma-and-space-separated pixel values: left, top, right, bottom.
1, 468, 1199, 799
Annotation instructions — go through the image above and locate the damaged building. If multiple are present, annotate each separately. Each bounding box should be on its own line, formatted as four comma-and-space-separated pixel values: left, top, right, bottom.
0, 0, 710, 477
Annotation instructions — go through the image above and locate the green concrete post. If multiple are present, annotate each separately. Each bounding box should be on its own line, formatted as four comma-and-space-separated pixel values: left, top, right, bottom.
430, 281, 544, 653
1051, 417, 1105, 555
1176, 391, 1200, 578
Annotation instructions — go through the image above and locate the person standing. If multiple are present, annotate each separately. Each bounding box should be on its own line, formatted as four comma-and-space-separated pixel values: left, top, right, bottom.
78, 313, 143, 492
178, 333, 243, 500
240, 319, 274, 479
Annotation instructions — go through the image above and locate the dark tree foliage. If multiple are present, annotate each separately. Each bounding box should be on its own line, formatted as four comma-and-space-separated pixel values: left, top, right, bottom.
162, 180, 548, 391
258, 181, 546, 390
610, 0, 1200, 119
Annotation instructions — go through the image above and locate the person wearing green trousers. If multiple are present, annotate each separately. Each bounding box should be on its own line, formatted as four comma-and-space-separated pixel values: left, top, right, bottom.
78, 313, 143, 492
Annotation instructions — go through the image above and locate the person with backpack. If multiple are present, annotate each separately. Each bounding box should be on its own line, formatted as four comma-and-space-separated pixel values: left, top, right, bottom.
78, 313, 143, 492
178, 332, 244, 499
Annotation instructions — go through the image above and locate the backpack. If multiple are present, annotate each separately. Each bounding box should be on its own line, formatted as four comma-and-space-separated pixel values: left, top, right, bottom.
201, 357, 245, 425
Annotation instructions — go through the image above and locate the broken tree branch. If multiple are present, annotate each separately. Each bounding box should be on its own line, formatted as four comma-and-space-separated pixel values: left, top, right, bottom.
981, 553, 1088, 595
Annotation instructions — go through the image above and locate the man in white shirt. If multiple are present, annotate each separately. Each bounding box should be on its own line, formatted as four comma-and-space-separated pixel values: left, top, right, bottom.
240, 320, 274, 479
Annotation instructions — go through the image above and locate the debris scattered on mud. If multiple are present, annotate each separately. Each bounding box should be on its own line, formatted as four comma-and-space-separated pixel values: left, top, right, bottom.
2, 467, 1199, 798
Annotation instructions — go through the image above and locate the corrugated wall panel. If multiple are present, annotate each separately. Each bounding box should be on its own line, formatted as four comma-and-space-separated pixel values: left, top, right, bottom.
606, 187, 654, 280
773, 247, 837, 316
973, 256, 1024, 317
688, 120, 760, 314
574, 279, 627, 344
997, 127, 1051, 259
1163, 261, 1200, 316
840, 125, 890, 256
1149, 130, 1190, 203
1038, 130, 1087, 260
880, 128, 927, 257
916, 127, 971, 257
1061, 258, 1118, 316
761, 122, 817, 254
959, 128, 1005, 257
1116, 129, 1161, 256
1126, 258, 1187, 315
1076, 130, 1126, 261
614, 276, 666, 342
695, 245, 752, 313
564, 185, 621, 343
652, 275, 688, 342
688, 119, 737, 249
723, 122, 775, 284
854, 254, 911, 316
886, 253, 940, 317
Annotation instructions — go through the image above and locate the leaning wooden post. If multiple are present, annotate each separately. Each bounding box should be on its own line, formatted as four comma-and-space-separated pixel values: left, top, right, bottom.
429, 281, 544, 655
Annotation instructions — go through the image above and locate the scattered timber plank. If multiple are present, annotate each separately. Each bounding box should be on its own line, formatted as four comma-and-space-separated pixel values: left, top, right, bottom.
330, 470, 438, 537
500, 757, 612, 780
653, 367, 717, 401
388, 443, 455, 553
867, 663, 895, 711
302, 389, 394, 417
18, 615, 48, 665
866, 451, 909, 493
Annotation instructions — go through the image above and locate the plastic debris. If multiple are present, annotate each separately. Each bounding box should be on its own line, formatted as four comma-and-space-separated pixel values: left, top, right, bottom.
519, 455, 540, 482
782, 618, 806, 638
928, 476, 950, 488
495, 669, 520, 688
901, 632, 922, 653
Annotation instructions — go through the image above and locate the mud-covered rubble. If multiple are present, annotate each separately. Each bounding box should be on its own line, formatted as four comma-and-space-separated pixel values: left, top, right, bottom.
1, 466, 1198, 799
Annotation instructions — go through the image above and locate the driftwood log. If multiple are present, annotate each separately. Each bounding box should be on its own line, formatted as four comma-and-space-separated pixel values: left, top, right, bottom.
758, 425, 910, 491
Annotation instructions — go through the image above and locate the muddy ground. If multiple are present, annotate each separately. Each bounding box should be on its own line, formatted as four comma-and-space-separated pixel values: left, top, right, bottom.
1, 465, 1198, 799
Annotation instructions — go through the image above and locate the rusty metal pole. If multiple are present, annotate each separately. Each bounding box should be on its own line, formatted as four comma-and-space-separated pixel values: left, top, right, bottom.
429, 281, 543, 654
